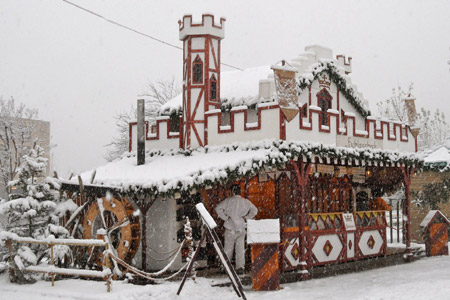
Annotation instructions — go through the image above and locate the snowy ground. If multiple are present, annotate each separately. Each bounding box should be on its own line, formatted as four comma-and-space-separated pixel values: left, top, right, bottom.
1, 255, 450, 300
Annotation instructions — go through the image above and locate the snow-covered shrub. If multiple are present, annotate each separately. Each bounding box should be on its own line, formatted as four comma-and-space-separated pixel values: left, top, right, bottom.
0, 144, 70, 283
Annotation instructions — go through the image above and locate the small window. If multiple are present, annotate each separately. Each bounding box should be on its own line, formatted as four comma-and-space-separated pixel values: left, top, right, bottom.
317, 89, 332, 126
302, 104, 308, 117
210, 75, 217, 101
193, 56, 203, 84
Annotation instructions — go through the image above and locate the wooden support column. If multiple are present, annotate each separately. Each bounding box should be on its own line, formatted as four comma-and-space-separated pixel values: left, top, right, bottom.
290, 159, 312, 280
401, 166, 414, 262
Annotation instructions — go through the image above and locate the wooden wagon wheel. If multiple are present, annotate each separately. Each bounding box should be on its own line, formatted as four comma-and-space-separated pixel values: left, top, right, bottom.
82, 196, 141, 265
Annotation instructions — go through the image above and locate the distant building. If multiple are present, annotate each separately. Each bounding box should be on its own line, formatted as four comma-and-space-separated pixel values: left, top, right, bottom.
411, 139, 450, 241
0, 118, 50, 199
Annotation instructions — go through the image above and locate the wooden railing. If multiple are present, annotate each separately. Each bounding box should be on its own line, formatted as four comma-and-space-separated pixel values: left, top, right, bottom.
4, 235, 112, 292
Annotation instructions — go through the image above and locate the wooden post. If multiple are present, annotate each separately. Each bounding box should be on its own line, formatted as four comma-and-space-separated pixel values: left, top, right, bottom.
401, 166, 414, 262
78, 176, 84, 206
137, 99, 146, 166
396, 201, 400, 243
389, 201, 393, 244
50, 244, 55, 286
103, 236, 112, 293
291, 159, 312, 280
6, 240, 15, 280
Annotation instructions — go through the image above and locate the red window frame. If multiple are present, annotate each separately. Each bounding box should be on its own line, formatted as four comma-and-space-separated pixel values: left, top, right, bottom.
317, 88, 332, 126
210, 74, 217, 101
193, 55, 203, 84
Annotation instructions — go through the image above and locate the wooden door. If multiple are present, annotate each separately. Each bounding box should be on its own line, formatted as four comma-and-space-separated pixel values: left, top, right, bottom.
429, 223, 449, 256
246, 176, 276, 220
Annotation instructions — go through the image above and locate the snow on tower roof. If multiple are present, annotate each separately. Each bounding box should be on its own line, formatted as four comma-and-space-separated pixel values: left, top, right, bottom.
159, 45, 370, 117
159, 65, 274, 115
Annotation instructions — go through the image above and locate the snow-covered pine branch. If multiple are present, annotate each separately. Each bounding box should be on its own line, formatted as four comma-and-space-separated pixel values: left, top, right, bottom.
0, 143, 70, 283
0, 97, 39, 198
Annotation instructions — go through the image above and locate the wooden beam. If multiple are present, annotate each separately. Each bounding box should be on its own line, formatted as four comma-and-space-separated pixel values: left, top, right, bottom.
401, 166, 414, 262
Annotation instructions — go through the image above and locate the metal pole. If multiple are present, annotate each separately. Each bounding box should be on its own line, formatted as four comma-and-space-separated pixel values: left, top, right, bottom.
137, 99, 145, 166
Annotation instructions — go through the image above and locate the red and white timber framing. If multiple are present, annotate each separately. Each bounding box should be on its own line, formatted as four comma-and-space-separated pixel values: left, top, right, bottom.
179, 14, 225, 149
129, 102, 417, 153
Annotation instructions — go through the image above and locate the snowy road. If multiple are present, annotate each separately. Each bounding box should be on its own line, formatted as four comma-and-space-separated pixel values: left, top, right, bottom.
1, 255, 449, 300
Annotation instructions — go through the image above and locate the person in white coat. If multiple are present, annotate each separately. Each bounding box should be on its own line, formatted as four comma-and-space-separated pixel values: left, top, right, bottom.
215, 184, 258, 274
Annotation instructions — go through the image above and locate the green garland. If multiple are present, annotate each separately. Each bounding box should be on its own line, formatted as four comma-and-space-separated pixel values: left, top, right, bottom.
116, 139, 422, 198
298, 61, 371, 118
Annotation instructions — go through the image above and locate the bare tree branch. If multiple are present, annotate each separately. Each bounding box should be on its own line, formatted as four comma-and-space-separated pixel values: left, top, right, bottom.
104, 79, 181, 162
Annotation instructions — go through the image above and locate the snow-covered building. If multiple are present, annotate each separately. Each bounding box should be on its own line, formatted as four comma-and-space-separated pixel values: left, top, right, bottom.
410, 140, 450, 241
60, 14, 422, 279
0, 117, 51, 199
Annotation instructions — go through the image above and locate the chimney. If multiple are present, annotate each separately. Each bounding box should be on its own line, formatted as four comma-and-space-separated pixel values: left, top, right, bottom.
137, 99, 145, 165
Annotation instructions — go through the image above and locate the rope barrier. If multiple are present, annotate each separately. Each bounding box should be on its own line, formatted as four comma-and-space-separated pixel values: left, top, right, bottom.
145, 239, 185, 262
108, 248, 188, 282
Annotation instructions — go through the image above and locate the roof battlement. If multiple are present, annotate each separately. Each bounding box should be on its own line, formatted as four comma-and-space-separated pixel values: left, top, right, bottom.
179, 14, 226, 40
336, 55, 352, 74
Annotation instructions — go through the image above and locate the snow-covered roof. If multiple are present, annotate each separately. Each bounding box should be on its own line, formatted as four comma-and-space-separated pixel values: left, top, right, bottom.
422, 142, 450, 171
159, 65, 274, 115
424, 147, 450, 164
420, 210, 450, 228
63, 139, 423, 197
159, 45, 370, 116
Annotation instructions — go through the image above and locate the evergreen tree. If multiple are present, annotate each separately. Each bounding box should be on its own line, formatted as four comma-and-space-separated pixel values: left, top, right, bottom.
0, 144, 68, 283
413, 177, 450, 210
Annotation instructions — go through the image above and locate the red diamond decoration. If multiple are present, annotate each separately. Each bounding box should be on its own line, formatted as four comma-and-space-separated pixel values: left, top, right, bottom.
323, 240, 333, 256
348, 239, 353, 250
291, 242, 300, 260
367, 235, 375, 249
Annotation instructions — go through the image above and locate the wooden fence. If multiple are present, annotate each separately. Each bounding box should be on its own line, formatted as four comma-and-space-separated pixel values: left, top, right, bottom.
4, 236, 113, 292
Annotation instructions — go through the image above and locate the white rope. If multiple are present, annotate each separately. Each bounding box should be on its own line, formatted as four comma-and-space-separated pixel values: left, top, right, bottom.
145, 241, 185, 261
109, 248, 188, 282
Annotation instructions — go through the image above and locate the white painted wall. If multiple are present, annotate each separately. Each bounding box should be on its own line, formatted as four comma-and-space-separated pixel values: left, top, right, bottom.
145, 197, 183, 271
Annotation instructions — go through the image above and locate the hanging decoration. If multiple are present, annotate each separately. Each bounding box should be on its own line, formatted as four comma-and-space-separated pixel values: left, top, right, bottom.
272, 62, 299, 122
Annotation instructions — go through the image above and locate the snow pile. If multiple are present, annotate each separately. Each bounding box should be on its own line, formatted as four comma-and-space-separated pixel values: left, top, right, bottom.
54, 199, 78, 216
247, 219, 280, 244
1, 255, 450, 299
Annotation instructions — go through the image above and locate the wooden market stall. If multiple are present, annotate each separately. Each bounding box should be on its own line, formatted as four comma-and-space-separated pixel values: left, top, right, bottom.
59, 14, 423, 283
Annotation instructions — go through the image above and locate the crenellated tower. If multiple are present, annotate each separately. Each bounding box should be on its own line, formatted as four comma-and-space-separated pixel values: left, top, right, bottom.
179, 14, 225, 149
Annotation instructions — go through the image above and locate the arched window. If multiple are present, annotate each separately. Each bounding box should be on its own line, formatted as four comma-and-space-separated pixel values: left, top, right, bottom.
193, 56, 203, 84
317, 88, 332, 126
210, 74, 217, 101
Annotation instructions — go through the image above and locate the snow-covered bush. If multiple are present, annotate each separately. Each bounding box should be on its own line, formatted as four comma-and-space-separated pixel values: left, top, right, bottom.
0, 144, 69, 283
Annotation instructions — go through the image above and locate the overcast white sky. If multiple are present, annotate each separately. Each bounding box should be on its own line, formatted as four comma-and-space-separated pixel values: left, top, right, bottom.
1, 0, 449, 176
